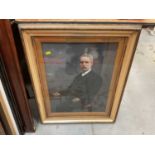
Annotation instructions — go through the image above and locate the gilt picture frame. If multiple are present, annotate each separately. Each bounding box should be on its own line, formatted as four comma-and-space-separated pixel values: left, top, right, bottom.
18, 21, 141, 123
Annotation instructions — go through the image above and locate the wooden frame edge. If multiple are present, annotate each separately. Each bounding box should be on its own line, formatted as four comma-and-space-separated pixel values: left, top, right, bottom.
110, 31, 140, 121
18, 23, 142, 30
15, 19, 155, 25
19, 24, 141, 123
20, 30, 47, 123
0, 80, 19, 135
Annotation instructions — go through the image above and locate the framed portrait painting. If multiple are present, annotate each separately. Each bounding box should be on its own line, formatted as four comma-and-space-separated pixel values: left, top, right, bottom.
18, 21, 141, 123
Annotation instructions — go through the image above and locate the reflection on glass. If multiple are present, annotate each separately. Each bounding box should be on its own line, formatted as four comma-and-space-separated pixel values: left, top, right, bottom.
42, 43, 118, 112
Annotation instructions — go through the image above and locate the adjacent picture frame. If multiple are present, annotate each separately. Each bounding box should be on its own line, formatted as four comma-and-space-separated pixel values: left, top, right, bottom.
18, 21, 141, 123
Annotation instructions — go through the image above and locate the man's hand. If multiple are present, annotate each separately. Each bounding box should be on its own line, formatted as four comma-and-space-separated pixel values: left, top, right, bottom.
52, 92, 61, 97
72, 97, 81, 103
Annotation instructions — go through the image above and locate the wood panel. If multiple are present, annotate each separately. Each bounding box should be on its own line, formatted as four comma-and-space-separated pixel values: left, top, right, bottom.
0, 121, 6, 135
15, 19, 155, 25
0, 54, 23, 134
0, 20, 35, 132
0, 80, 19, 135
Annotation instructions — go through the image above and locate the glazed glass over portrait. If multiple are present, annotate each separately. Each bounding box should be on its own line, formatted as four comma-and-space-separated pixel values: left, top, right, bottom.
41, 43, 118, 113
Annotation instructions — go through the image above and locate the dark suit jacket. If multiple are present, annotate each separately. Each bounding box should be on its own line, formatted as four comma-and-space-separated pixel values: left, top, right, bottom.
60, 70, 102, 105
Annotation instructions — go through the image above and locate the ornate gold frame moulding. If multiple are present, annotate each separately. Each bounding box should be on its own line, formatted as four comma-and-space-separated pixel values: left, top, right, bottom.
18, 21, 141, 123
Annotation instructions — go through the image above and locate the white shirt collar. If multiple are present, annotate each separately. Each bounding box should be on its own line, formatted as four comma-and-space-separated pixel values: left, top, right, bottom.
81, 69, 91, 77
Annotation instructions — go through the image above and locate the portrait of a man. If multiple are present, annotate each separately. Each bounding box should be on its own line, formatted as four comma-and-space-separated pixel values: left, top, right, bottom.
52, 53, 102, 111
42, 43, 117, 113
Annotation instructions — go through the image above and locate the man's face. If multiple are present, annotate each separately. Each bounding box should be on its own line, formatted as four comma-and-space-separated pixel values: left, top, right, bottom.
80, 56, 93, 72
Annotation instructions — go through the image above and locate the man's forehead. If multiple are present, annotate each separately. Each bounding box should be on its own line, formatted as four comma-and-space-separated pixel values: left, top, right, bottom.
80, 56, 91, 60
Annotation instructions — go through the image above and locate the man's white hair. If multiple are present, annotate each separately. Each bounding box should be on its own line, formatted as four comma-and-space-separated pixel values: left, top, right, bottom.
80, 53, 94, 62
